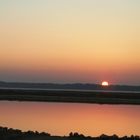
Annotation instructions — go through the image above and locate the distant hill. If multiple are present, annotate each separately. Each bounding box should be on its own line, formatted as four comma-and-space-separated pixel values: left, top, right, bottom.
0, 81, 140, 92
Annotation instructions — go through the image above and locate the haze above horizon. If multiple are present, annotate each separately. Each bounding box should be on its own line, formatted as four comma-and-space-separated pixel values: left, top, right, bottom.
0, 0, 140, 85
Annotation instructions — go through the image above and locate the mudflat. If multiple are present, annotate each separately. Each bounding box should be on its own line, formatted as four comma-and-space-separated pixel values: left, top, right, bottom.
0, 88, 140, 105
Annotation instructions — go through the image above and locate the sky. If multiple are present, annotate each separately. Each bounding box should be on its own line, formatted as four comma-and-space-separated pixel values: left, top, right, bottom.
0, 0, 140, 85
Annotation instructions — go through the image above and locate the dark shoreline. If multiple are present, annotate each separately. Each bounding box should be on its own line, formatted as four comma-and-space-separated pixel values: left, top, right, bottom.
0, 88, 140, 105
0, 126, 140, 140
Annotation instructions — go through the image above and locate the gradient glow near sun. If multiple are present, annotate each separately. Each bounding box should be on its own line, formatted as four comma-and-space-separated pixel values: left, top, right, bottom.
102, 81, 109, 86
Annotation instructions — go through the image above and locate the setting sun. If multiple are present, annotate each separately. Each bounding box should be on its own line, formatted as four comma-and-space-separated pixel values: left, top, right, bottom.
102, 81, 109, 86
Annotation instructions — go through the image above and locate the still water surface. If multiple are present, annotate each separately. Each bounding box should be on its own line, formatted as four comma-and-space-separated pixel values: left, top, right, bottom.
0, 101, 140, 136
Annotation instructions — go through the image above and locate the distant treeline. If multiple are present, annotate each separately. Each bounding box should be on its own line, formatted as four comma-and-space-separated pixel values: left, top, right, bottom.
0, 126, 140, 140
0, 81, 140, 91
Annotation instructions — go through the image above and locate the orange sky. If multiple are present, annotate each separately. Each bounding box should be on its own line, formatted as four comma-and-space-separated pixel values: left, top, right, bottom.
0, 0, 140, 85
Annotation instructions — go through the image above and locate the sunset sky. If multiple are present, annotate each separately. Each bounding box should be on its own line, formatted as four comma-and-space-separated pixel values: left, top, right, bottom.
0, 0, 140, 85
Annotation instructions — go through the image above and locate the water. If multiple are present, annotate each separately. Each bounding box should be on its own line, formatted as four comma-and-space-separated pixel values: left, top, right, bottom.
1, 87, 140, 93
0, 101, 140, 137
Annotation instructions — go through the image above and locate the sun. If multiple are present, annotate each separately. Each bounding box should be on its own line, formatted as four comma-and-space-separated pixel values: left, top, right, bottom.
102, 81, 109, 87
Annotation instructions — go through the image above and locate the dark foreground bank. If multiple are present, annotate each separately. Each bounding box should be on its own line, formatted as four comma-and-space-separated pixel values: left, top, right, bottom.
0, 126, 140, 140
0, 88, 140, 105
